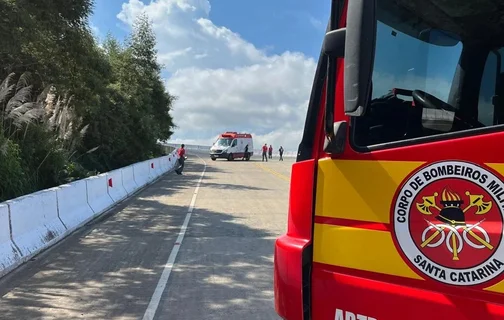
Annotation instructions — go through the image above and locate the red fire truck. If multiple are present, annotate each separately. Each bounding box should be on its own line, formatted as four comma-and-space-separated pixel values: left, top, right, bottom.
274, 0, 504, 319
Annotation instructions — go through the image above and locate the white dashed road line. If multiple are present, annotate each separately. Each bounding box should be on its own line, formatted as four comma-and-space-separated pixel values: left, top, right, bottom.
142, 154, 207, 320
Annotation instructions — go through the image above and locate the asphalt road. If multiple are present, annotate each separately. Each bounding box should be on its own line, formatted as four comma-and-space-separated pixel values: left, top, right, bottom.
0, 152, 294, 320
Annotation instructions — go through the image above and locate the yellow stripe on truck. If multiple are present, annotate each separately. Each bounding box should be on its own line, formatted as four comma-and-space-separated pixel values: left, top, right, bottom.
313, 159, 504, 293
482, 164, 504, 294
485, 280, 504, 293
315, 159, 425, 223
313, 223, 423, 280
487, 163, 504, 177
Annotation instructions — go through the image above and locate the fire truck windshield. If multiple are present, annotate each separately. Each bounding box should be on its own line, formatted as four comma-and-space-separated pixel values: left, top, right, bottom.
352, 0, 504, 148
371, 23, 462, 103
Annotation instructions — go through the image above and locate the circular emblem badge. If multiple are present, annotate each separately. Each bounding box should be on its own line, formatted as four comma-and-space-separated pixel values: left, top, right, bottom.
393, 160, 504, 286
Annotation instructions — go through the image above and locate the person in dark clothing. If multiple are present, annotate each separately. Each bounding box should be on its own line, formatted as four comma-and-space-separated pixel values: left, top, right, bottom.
175, 144, 187, 175
262, 144, 268, 162
242, 144, 249, 160
278, 146, 284, 161
268, 145, 273, 159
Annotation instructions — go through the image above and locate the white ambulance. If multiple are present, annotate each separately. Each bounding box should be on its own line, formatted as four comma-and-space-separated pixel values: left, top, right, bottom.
209, 132, 254, 161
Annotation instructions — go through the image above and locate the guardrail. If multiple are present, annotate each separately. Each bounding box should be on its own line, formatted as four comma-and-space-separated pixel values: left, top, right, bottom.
162, 143, 211, 152
0, 150, 180, 278
161, 142, 298, 157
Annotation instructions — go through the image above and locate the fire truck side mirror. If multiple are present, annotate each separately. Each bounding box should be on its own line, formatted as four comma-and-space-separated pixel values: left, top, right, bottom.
323, 28, 346, 58
323, 121, 347, 155
344, 0, 377, 117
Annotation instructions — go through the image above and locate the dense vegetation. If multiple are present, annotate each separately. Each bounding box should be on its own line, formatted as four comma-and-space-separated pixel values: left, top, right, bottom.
0, 0, 175, 201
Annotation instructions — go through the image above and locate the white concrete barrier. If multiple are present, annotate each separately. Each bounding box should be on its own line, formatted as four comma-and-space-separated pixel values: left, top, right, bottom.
0, 204, 21, 277
107, 169, 127, 202
160, 156, 168, 173
148, 159, 158, 180
167, 154, 174, 171
57, 180, 95, 230
0, 152, 184, 278
8, 188, 67, 257
122, 165, 138, 195
133, 161, 150, 187
86, 174, 114, 214
156, 158, 164, 175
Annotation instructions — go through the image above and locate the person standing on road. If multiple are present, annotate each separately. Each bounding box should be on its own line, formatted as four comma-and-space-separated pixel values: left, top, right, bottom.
175, 144, 187, 175
268, 145, 273, 159
278, 146, 284, 161
242, 144, 249, 161
262, 143, 268, 162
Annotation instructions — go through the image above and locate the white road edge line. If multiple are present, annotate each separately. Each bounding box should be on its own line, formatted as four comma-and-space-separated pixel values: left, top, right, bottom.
142, 154, 207, 320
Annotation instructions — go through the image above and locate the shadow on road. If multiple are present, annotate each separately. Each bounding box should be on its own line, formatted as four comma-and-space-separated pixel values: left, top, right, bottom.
210, 159, 262, 163
0, 158, 277, 320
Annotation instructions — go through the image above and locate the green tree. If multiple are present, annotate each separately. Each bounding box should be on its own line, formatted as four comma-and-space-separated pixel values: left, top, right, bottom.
81, 16, 175, 171
0, 3, 176, 201
128, 13, 175, 146
0, 72, 95, 200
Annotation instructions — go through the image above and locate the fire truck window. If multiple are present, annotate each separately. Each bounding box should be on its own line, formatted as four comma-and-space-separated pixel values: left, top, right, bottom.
478, 52, 498, 126
352, 0, 504, 148
370, 24, 461, 103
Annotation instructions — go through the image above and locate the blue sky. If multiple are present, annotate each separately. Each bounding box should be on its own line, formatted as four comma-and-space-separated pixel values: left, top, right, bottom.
90, 0, 330, 61
88, 1, 493, 149
87, 0, 332, 150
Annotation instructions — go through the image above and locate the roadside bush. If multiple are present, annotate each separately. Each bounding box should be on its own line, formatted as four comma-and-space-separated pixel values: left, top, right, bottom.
0, 2, 175, 201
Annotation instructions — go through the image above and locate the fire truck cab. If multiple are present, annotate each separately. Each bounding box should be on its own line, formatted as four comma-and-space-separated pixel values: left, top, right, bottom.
274, 0, 504, 319
210, 132, 253, 161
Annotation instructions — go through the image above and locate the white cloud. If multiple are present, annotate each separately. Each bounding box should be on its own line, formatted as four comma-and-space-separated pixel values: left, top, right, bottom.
117, 0, 458, 153
117, 0, 317, 151
117, 0, 270, 71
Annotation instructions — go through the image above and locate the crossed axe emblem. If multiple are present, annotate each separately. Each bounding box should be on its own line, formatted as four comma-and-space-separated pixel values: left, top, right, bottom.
416, 191, 493, 261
